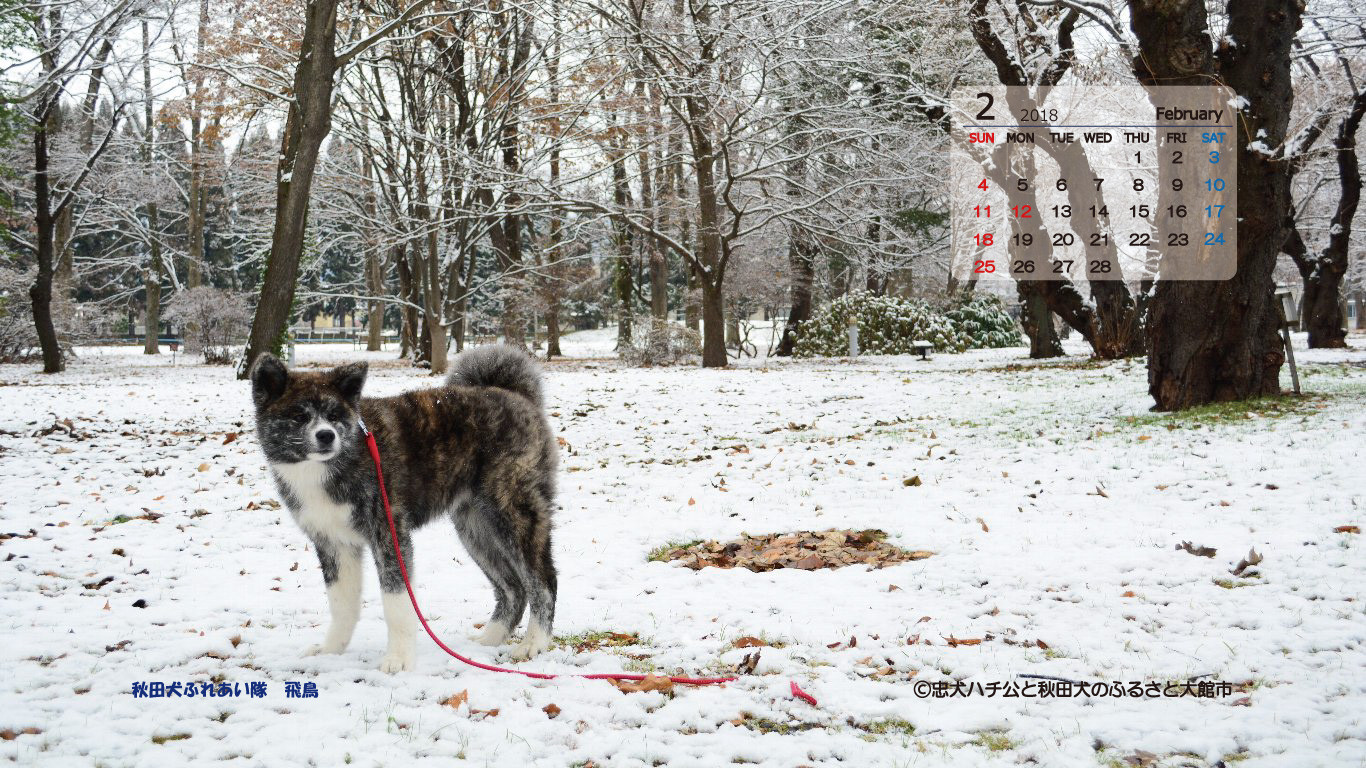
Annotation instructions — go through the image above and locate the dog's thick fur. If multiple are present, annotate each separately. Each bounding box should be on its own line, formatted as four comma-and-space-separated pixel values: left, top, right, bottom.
250, 345, 558, 673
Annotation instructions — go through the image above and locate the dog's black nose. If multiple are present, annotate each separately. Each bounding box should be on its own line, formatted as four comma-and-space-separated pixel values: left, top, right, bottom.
315, 428, 335, 447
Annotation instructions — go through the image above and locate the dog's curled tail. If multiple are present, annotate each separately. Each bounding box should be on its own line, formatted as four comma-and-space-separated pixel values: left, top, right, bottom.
446, 344, 544, 406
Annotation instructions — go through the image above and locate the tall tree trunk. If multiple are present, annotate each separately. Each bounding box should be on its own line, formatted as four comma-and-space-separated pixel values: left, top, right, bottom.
396, 246, 418, 359
609, 131, 634, 347
491, 6, 533, 349
543, 0, 565, 359
142, 19, 161, 355
184, 0, 209, 288
1130, 0, 1300, 409
365, 247, 383, 351
31, 116, 63, 373
689, 110, 727, 368
54, 38, 114, 293
1286, 89, 1364, 349
700, 280, 725, 368
240, 0, 340, 377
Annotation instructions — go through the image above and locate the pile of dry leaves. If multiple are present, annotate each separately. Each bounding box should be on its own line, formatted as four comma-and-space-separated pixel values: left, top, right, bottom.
655, 529, 932, 572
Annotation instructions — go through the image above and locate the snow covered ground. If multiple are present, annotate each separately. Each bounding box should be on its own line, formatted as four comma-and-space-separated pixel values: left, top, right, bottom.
1, 331, 1363, 767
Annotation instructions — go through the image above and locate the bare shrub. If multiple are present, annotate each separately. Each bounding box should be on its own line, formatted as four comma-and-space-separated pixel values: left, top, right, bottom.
0, 267, 39, 362
163, 287, 251, 365
0, 267, 111, 363
620, 316, 701, 366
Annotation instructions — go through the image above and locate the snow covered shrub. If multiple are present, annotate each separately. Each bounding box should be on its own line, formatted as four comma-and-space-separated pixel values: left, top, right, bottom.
793, 292, 966, 357
942, 294, 1022, 349
0, 266, 104, 362
163, 287, 251, 365
0, 266, 37, 362
620, 316, 701, 366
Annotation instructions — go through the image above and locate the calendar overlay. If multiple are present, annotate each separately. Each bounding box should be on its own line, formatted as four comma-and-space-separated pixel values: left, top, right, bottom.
950, 86, 1237, 281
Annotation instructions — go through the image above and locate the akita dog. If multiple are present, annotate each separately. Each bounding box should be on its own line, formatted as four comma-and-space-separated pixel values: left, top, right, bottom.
249, 345, 558, 672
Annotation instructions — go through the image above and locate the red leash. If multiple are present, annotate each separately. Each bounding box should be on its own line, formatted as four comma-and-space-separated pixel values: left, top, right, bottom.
362, 422, 737, 687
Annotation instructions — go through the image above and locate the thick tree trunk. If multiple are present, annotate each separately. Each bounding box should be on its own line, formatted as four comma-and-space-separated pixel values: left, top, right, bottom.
1018, 283, 1063, 358
700, 280, 726, 368
1287, 89, 1364, 349
240, 0, 340, 377
143, 267, 161, 353
1302, 274, 1347, 348
690, 113, 727, 368
776, 235, 815, 356
421, 224, 448, 373
1131, 0, 1299, 410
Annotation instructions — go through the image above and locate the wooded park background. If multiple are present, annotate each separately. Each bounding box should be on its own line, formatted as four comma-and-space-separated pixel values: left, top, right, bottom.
2, 0, 1363, 410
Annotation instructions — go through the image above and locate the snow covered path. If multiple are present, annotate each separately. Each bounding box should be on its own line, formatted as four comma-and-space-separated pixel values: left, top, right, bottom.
1, 337, 1363, 767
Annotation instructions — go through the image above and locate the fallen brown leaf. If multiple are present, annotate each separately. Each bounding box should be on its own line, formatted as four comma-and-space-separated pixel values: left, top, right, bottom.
733, 636, 767, 648
1176, 540, 1217, 558
441, 690, 469, 710
610, 674, 674, 694
543, 703, 561, 719
1230, 548, 1263, 576
1334, 525, 1360, 534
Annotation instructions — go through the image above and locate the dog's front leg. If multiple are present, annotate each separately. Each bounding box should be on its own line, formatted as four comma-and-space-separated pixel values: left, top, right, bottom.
304, 539, 362, 657
372, 527, 416, 673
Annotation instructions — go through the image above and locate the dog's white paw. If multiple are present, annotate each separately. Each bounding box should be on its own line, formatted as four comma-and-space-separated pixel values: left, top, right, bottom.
470, 622, 510, 647
303, 641, 345, 658
379, 647, 415, 674
507, 627, 552, 661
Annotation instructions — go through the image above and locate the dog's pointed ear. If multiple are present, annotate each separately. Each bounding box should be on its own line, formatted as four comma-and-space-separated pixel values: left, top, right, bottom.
250, 353, 289, 408
328, 362, 368, 403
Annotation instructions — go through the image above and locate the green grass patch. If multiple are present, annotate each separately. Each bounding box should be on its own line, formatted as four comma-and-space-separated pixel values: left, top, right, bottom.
983, 358, 1113, 373
554, 630, 644, 653
647, 540, 704, 563
974, 730, 1015, 752
855, 718, 916, 737
1118, 394, 1329, 431
735, 716, 825, 735
151, 733, 192, 745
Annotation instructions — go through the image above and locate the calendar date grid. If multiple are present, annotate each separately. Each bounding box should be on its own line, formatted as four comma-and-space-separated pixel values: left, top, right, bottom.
949, 86, 1238, 282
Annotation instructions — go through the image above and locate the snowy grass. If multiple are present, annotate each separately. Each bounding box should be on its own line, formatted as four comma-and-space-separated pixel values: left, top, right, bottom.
0, 333, 1363, 767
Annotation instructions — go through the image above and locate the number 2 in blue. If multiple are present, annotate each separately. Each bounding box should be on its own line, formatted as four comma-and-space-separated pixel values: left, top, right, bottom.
1204, 232, 1225, 245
